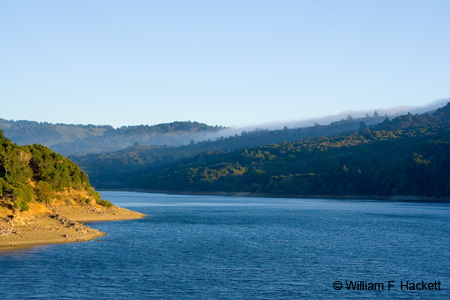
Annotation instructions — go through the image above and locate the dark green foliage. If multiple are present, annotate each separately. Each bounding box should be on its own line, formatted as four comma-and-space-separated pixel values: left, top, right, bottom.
11, 184, 34, 210
5, 103, 450, 200
73, 115, 389, 188
23, 143, 89, 191
0, 129, 98, 210
114, 103, 450, 199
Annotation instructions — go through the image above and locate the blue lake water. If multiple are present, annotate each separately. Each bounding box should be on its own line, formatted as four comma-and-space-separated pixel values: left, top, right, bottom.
1, 191, 450, 299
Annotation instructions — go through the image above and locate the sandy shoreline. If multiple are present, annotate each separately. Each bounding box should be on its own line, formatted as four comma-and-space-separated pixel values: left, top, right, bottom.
0, 202, 145, 250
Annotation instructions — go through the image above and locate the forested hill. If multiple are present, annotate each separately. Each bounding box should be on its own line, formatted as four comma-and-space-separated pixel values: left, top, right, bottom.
121, 103, 450, 199
0, 129, 108, 212
73, 114, 388, 188
0, 120, 223, 156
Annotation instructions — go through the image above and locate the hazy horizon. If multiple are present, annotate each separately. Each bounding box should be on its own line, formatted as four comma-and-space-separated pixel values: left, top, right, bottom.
1, 98, 448, 131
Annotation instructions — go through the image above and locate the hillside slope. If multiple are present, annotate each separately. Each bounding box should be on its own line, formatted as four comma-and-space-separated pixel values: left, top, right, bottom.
0, 130, 143, 248
128, 103, 450, 199
73, 115, 388, 188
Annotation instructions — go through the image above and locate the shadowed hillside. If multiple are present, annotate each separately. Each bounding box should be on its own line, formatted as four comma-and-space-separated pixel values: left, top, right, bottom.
83, 103, 450, 199
73, 115, 388, 188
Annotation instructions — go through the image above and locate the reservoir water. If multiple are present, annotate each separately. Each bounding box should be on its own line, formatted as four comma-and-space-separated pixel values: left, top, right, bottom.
1, 191, 449, 299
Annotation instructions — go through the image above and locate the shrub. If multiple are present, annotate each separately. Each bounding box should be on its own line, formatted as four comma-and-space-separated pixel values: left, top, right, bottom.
97, 199, 114, 207
13, 199, 29, 211
35, 181, 53, 204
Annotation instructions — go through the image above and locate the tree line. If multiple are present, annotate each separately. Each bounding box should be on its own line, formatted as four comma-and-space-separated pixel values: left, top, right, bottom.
73, 115, 389, 188
0, 130, 107, 211
0, 119, 223, 155
119, 103, 450, 198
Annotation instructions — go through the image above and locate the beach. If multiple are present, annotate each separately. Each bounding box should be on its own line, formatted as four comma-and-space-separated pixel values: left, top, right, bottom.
0, 202, 145, 249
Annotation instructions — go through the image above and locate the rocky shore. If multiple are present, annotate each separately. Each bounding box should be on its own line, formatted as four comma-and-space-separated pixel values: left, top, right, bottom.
0, 202, 144, 250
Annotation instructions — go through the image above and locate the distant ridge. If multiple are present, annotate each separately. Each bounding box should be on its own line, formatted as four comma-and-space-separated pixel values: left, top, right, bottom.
77, 102, 450, 199
0, 119, 224, 156
73, 114, 391, 189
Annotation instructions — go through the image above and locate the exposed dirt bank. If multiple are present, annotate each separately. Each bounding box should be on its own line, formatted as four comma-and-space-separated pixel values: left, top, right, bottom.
0, 202, 145, 249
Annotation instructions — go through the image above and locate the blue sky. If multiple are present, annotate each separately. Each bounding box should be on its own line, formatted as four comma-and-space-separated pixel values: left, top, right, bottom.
1, 0, 449, 128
